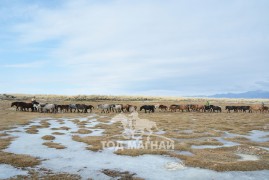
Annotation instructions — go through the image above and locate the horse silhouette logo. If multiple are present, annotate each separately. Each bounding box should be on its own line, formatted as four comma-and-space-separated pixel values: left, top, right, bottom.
111, 112, 159, 140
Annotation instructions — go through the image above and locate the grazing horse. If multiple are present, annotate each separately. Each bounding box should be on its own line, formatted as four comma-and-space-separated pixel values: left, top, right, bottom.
140, 105, 155, 113
11, 102, 24, 111
97, 104, 113, 113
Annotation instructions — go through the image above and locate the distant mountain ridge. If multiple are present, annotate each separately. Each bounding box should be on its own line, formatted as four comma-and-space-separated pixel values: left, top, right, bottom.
209, 90, 269, 99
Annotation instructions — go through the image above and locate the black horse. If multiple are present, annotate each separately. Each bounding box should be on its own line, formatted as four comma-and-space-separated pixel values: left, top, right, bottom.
11, 102, 24, 111
140, 105, 155, 113
11, 102, 34, 112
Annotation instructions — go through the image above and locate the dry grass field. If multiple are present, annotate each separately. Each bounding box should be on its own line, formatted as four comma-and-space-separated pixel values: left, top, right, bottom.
0, 94, 269, 179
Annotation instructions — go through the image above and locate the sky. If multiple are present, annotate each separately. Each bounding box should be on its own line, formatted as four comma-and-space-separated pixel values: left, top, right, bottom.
0, 0, 269, 96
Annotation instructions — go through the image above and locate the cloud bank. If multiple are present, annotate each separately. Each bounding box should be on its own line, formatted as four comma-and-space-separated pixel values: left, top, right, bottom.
0, 0, 269, 96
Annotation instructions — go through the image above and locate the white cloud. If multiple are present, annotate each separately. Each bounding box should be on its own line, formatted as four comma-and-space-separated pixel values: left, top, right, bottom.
3, 61, 48, 68
2, 0, 269, 95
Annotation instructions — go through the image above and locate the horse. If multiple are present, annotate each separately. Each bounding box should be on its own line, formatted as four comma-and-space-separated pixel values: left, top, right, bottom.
97, 104, 113, 113
34, 103, 47, 112
11, 102, 24, 111
122, 104, 131, 112
158, 105, 168, 112
19, 102, 34, 112
263, 106, 269, 113
177, 105, 190, 112
249, 105, 263, 113
211, 105, 222, 113
76, 104, 87, 113
113, 104, 123, 113
140, 105, 155, 113
129, 105, 137, 112
69, 104, 77, 113
42, 104, 57, 113
86, 105, 94, 113
169, 105, 179, 112
193, 105, 205, 112
58, 105, 69, 113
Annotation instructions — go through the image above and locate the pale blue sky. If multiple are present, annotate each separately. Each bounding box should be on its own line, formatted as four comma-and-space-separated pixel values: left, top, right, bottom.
0, 0, 269, 96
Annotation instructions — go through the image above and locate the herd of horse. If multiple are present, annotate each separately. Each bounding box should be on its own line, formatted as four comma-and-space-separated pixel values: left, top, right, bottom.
10, 101, 268, 113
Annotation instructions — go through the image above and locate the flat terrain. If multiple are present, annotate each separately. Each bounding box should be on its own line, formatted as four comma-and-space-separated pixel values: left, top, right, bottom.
0, 96, 269, 179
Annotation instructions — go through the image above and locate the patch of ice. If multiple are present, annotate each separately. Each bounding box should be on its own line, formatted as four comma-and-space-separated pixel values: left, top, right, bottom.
236, 153, 260, 161
247, 130, 269, 143
174, 151, 194, 156
155, 130, 166, 135
0, 164, 28, 179
2, 117, 269, 180
165, 162, 186, 170
192, 137, 240, 149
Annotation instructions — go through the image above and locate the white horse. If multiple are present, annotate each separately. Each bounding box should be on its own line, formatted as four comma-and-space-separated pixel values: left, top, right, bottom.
97, 104, 113, 113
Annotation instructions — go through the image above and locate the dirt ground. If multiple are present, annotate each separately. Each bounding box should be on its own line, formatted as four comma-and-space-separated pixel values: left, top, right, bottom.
1, 97, 269, 179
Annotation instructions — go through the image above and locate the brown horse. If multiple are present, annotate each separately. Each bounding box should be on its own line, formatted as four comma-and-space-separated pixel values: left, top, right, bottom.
262, 106, 268, 113
169, 105, 178, 112
177, 105, 190, 112
192, 104, 205, 112
159, 105, 168, 111
249, 105, 263, 113
122, 104, 132, 112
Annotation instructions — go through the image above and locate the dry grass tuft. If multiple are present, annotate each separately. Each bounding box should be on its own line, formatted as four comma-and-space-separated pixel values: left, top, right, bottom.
74, 129, 92, 134
0, 151, 41, 167
25, 128, 39, 134
51, 126, 71, 131
115, 149, 169, 157
102, 169, 143, 180
72, 135, 104, 151
42, 142, 66, 149
42, 135, 56, 141
52, 132, 65, 135
0, 137, 14, 150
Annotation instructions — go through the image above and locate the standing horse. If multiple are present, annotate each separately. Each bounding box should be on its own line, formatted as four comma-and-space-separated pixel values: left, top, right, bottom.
11, 102, 24, 111
97, 104, 113, 113
249, 105, 263, 113
113, 104, 123, 113
42, 104, 57, 113
140, 105, 155, 113
69, 104, 77, 113
158, 105, 168, 112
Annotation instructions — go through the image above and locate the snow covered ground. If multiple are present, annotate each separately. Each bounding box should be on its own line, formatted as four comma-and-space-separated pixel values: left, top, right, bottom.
1, 115, 269, 179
